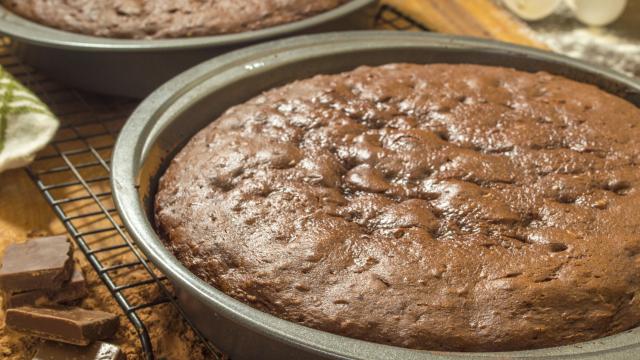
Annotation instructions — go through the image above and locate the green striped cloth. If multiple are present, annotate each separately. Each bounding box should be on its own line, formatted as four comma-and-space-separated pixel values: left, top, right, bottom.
0, 66, 58, 173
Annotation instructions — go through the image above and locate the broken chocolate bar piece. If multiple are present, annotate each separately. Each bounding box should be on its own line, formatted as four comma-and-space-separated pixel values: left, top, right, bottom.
4, 263, 88, 308
0, 236, 73, 293
3, 289, 49, 309
33, 341, 125, 360
5, 306, 119, 346
49, 263, 87, 304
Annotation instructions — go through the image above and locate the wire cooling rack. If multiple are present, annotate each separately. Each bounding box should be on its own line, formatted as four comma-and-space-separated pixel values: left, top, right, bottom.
1, 5, 425, 359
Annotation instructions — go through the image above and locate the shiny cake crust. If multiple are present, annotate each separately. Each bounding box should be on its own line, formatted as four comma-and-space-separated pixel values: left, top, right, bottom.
155, 63, 640, 351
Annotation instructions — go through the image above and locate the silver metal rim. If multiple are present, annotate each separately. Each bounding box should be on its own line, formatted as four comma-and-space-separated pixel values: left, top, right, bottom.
112, 31, 640, 359
0, 0, 374, 51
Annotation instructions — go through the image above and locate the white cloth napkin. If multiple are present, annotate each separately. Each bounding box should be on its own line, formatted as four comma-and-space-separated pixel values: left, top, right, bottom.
0, 66, 59, 173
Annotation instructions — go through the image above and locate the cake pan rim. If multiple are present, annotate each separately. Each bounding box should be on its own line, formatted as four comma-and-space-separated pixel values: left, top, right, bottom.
0, 0, 375, 52
111, 31, 640, 359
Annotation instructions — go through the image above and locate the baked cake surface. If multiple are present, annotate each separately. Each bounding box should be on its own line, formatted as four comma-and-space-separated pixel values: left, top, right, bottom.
155, 63, 640, 351
1, 0, 348, 39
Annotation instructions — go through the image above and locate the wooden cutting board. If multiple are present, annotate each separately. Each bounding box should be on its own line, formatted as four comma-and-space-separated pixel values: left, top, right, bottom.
382, 0, 549, 49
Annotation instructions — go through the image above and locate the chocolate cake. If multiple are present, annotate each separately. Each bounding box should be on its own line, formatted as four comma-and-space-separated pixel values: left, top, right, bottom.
1, 0, 348, 39
155, 63, 640, 351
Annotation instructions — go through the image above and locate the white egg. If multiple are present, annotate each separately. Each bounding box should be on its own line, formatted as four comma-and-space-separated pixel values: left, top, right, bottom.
503, 0, 561, 21
565, 0, 628, 26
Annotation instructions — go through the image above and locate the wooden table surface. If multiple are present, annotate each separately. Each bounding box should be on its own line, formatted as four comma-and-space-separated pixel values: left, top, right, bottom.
0, 1, 543, 357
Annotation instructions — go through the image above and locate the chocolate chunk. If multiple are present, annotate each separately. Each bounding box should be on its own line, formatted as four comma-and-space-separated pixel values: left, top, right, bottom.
0, 236, 73, 293
49, 264, 88, 304
4, 263, 88, 308
6, 306, 119, 346
33, 341, 125, 360
3, 289, 49, 309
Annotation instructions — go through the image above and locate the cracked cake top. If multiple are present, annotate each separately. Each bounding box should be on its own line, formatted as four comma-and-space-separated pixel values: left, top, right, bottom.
1, 0, 349, 39
155, 63, 640, 351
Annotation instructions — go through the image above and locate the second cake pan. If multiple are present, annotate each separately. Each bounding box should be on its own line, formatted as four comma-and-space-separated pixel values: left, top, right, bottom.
0, 0, 375, 98
112, 32, 640, 359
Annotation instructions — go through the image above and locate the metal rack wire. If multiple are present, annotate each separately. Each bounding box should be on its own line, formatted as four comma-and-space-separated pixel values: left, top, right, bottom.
5, 44, 222, 359
375, 4, 429, 31
2, 5, 425, 359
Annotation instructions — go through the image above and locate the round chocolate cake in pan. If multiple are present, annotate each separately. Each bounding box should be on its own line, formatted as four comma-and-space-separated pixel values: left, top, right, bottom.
155, 63, 640, 351
1, 0, 348, 39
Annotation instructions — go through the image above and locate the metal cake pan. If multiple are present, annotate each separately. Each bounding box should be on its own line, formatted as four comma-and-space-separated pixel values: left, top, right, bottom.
0, 0, 375, 98
111, 31, 640, 359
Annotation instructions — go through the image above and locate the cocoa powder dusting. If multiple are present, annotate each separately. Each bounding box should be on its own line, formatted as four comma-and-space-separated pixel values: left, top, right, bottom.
1, 237, 210, 359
